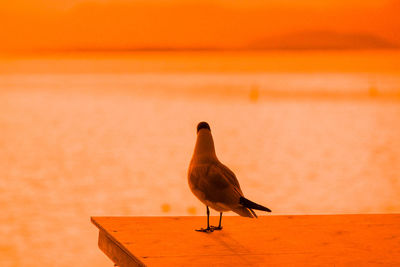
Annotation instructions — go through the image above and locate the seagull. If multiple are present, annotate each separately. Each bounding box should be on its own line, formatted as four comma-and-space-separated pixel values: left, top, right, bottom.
188, 121, 271, 232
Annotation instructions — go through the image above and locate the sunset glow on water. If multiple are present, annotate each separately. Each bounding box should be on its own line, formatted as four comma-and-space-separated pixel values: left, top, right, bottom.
1, 51, 400, 266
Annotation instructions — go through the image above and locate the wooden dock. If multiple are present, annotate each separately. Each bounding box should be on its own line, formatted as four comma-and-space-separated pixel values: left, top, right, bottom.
91, 214, 400, 266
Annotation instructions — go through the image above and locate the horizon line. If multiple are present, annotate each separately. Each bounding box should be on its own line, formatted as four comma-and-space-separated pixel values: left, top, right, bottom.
2, 46, 400, 55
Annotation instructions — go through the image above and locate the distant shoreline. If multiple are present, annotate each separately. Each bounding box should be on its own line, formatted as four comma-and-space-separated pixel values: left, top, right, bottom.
2, 47, 400, 56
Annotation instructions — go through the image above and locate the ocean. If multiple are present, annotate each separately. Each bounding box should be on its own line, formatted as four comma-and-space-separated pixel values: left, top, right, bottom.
0, 50, 399, 266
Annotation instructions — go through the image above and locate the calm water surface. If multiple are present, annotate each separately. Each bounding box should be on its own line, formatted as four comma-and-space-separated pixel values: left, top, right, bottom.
0, 51, 399, 266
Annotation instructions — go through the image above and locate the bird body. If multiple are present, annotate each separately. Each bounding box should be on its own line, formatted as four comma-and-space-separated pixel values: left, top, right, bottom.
188, 122, 271, 231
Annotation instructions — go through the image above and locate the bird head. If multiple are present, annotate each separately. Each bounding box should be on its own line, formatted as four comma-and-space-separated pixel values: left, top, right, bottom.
197, 121, 211, 133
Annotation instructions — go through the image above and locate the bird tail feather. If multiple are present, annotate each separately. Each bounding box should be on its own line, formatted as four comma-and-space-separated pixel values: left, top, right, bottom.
240, 197, 271, 212
249, 208, 258, 218
232, 206, 256, 218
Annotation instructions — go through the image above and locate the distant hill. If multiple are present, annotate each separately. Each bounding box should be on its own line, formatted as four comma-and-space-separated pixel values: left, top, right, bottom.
252, 31, 399, 50
1, 0, 400, 52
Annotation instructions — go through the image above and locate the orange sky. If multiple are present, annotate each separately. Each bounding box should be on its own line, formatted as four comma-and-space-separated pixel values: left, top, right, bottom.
0, 0, 399, 51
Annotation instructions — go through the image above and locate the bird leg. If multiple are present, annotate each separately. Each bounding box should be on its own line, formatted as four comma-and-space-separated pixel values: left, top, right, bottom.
195, 206, 214, 232
210, 212, 223, 230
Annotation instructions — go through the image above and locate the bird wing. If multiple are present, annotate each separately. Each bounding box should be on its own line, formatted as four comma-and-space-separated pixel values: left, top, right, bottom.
217, 162, 244, 195
189, 162, 255, 217
189, 162, 243, 205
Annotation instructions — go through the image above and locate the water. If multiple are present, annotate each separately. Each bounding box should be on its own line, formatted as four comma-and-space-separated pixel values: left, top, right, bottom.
0, 51, 399, 266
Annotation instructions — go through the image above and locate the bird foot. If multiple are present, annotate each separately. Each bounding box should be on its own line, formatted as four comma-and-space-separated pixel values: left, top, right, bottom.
195, 226, 223, 232
195, 227, 214, 233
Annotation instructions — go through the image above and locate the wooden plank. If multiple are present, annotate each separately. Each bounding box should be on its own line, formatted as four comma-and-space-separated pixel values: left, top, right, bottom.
91, 214, 400, 266
98, 230, 145, 267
